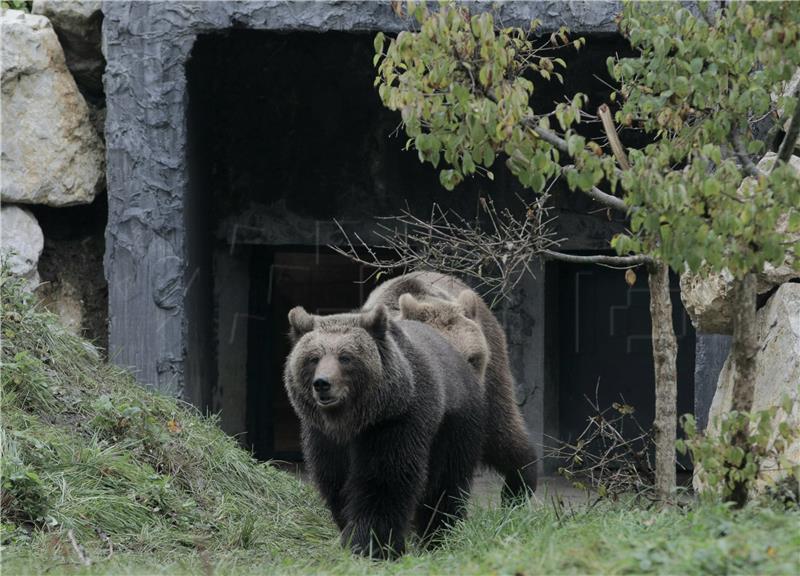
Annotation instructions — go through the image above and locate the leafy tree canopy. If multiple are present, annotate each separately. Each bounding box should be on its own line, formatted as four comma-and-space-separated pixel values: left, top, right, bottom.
374, 0, 800, 279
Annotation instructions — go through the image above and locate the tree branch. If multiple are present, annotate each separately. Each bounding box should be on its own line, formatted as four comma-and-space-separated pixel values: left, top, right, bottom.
776, 80, 800, 165
542, 250, 651, 267
561, 165, 629, 212
486, 94, 629, 213
331, 197, 563, 303
585, 184, 629, 213
598, 104, 630, 170
521, 117, 569, 153
731, 128, 765, 178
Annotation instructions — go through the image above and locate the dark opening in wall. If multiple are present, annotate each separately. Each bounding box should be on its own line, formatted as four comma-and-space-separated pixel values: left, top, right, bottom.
546, 261, 696, 448
31, 195, 109, 352
185, 29, 693, 463
186, 30, 484, 457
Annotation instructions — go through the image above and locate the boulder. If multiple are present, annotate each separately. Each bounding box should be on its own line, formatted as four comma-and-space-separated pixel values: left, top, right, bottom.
31, 1, 104, 97
0, 205, 44, 288
1, 9, 105, 207
680, 153, 800, 334
697, 283, 800, 495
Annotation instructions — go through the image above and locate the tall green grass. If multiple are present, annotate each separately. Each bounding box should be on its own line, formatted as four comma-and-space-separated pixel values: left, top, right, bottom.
0, 271, 336, 569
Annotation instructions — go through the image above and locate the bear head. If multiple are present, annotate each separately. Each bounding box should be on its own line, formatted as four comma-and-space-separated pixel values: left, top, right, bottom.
398, 290, 490, 384
284, 304, 405, 440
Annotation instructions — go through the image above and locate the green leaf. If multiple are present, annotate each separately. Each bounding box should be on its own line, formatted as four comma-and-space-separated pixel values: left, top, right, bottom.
373, 32, 385, 55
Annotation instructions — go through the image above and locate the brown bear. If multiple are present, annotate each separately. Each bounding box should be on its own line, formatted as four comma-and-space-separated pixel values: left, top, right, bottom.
363, 271, 538, 502
398, 291, 490, 385
283, 304, 486, 559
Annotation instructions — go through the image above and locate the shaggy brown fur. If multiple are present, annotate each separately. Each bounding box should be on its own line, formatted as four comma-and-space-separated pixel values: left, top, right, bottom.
398, 291, 490, 385
284, 305, 485, 558
363, 272, 538, 501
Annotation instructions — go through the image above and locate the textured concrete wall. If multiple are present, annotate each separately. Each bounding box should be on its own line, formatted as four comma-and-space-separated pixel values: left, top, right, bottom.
102, 0, 624, 395
501, 260, 548, 475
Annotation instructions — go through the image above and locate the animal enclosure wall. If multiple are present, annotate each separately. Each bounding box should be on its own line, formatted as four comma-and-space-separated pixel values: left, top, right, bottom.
104, 2, 716, 470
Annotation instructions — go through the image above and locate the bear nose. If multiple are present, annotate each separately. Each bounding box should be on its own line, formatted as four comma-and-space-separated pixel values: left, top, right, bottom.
313, 378, 331, 393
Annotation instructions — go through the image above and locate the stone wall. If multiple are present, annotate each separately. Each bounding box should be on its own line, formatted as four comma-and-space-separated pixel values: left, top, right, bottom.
1, 5, 107, 349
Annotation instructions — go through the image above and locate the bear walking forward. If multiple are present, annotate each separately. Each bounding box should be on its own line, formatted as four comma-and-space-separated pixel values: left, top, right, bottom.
284, 304, 486, 558
364, 272, 538, 502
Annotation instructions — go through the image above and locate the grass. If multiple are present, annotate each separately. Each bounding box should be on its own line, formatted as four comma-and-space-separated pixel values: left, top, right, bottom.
2, 270, 799, 575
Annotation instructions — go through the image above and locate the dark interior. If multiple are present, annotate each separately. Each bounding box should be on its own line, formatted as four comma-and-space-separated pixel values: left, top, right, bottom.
550, 260, 696, 453
246, 248, 398, 460
185, 29, 690, 462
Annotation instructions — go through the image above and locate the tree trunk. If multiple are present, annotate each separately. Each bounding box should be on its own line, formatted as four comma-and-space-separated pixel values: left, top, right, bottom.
731, 273, 758, 413
728, 272, 759, 507
648, 262, 678, 502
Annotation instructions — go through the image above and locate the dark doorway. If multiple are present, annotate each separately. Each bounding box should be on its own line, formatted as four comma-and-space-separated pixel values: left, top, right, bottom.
246, 247, 392, 460
553, 262, 696, 444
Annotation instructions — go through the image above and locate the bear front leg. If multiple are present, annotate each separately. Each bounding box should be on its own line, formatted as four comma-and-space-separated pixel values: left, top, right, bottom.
341, 422, 430, 559
302, 425, 350, 530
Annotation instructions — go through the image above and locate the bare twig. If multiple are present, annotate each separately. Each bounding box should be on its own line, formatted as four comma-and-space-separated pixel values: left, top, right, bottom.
598, 104, 630, 170
544, 388, 657, 502
332, 195, 562, 304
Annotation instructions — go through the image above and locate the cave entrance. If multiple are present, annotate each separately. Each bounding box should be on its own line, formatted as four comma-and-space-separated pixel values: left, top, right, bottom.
185, 28, 687, 467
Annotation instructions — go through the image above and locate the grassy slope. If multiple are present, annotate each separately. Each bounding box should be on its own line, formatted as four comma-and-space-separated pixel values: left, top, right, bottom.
2, 272, 799, 575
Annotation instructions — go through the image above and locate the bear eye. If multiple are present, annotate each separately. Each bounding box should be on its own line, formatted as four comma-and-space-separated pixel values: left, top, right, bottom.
339, 354, 352, 364
306, 355, 319, 365
468, 354, 481, 367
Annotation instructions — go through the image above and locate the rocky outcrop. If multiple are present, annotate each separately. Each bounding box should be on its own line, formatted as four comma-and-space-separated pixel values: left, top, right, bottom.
31, 0, 104, 97
700, 283, 800, 493
1, 205, 44, 289
680, 153, 800, 334
1, 9, 105, 207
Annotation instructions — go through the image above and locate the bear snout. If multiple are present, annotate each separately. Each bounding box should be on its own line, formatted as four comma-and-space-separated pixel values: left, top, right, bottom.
312, 357, 346, 408
312, 377, 336, 403
312, 378, 337, 405
313, 377, 331, 393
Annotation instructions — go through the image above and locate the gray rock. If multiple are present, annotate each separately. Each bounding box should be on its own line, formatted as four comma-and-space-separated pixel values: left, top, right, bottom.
32, 0, 104, 97
0, 204, 44, 288
680, 153, 800, 334
696, 283, 800, 495
1, 9, 105, 207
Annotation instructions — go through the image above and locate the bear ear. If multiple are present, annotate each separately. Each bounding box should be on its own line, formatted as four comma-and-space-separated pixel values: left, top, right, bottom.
398, 293, 426, 321
362, 304, 389, 339
457, 290, 479, 319
287, 306, 315, 342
